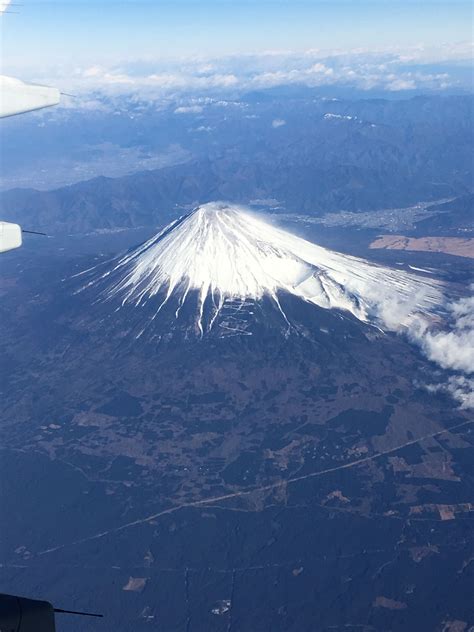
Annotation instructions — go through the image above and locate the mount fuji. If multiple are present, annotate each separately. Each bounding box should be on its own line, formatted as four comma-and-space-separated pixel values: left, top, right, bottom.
77, 202, 445, 341
2, 202, 473, 632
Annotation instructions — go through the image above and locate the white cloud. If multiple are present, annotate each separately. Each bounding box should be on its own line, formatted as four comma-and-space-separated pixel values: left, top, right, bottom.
324, 113, 356, 121
310, 63, 334, 75
418, 294, 474, 374
81, 65, 136, 86
361, 277, 474, 408
386, 78, 417, 91
0, 0, 11, 13
395, 41, 474, 64
16, 43, 471, 103
272, 118, 286, 128
404, 288, 474, 408
427, 376, 474, 410
192, 125, 214, 132
174, 105, 203, 114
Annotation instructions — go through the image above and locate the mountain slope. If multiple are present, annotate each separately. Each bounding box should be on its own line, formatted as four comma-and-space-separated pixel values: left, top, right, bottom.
78, 203, 444, 338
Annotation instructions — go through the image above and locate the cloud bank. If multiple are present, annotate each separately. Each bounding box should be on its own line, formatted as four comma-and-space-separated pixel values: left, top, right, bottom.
407, 288, 474, 408
421, 294, 474, 374
12, 43, 472, 104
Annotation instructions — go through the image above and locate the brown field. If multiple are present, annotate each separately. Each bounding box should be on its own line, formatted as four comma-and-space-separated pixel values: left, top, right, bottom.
369, 235, 474, 258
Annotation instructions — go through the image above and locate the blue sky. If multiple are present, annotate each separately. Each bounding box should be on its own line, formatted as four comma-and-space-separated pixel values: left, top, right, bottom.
1, 1, 472, 94
2, 1, 472, 64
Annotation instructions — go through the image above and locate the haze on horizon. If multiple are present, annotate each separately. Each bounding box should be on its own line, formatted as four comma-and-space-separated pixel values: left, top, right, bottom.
1, 0, 472, 95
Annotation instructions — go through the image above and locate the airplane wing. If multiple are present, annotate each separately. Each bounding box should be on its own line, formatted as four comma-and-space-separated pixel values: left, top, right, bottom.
0, 75, 60, 118
0, 1, 13, 13
0, 19, 61, 251
0, 221, 22, 253
0, 74, 60, 252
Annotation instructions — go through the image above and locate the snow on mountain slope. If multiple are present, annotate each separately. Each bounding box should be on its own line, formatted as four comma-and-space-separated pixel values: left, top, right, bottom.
85, 202, 444, 335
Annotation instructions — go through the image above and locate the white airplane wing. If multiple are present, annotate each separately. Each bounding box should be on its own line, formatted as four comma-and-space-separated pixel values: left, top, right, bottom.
0, 1, 13, 13
0, 221, 22, 253
0, 75, 60, 118
1, 5, 61, 252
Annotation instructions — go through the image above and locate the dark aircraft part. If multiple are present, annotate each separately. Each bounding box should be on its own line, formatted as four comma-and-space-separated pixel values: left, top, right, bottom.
0, 593, 103, 631
22, 229, 47, 236
0, 593, 55, 631
54, 608, 103, 618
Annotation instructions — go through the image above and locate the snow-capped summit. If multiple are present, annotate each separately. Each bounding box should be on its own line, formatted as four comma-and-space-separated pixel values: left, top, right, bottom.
83, 202, 444, 336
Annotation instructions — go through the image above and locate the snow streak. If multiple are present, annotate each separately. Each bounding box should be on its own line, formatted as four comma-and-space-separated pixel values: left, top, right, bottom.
95, 202, 444, 334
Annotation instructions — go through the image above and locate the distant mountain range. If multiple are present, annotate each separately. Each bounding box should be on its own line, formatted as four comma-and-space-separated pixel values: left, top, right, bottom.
1, 94, 472, 234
